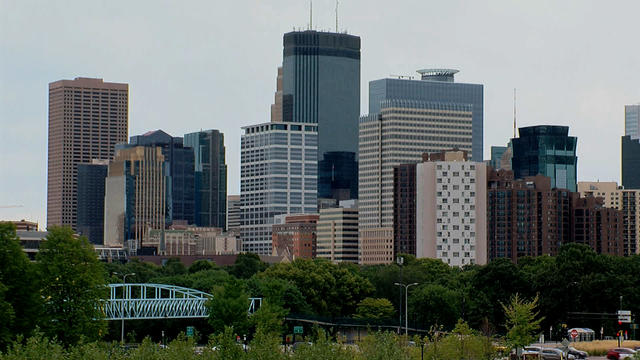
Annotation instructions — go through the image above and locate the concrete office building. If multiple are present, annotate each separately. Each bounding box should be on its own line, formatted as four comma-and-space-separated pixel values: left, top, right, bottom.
227, 195, 241, 235
271, 214, 319, 260
511, 125, 578, 192
240, 122, 318, 254
103, 145, 169, 250
1, 220, 39, 231
77, 160, 108, 244
316, 201, 359, 263
359, 69, 483, 264
622, 136, 640, 190
280, 30, 360, 202
578, 181, 640, 255
130, 130, 195, 225
625, 104, 640, 139
184, 130, 227, 228
47, 77, 128, 229
415, 150, 487, 267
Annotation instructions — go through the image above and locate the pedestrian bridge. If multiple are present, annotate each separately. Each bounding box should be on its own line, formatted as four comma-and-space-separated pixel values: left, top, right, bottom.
101, 283, 261, 320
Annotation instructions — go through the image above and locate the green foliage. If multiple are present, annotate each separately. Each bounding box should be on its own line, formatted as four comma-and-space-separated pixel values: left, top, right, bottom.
409, 284, 461, 330
162, 258, 188, 276
260, 258, 374, 317
207, 278, 250, 335
501, 293, 543, 353
250, 301, 286, 336
0, 333, 66, 360
358, 331, 412, 360
229, 253, 268, 279
246, 277, 310, 315
290, 329, 356, 360
247, 328, 285, 360
353, 297, 395, 320
36, 226, 107, 345
208, 326, 247, 360
0, 223, 41, 347
189, 259, 216, 274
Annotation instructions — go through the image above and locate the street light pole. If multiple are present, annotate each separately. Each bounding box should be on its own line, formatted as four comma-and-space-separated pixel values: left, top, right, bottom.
394, 282, 418, 335
114, 272, 135, 344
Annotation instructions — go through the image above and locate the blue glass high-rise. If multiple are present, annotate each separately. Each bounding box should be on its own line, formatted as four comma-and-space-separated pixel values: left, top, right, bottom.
282, 30, 360, 201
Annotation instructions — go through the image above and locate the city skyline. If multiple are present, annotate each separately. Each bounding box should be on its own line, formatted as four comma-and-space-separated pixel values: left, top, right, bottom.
2, 0, 640, 227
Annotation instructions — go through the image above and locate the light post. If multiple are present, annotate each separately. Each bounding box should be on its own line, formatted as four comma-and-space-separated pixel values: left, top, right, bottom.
394, 282, 418, 335
114, 272, 135, 343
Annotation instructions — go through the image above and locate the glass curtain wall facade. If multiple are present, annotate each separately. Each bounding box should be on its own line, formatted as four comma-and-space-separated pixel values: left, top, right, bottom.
77, 161, 108, 245
511, 126, 578, 192
622, 135, 640, 189
184, 130, 227, 229
625, 104, 640, 139
240, 122, 318, 254
282, 31, 360, 201
129, 130, 195, 225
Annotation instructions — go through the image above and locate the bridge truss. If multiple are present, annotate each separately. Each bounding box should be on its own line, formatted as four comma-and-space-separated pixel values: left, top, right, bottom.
101, 283, 262, 320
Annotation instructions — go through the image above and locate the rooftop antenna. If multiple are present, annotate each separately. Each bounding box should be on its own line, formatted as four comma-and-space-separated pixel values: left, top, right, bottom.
309, 0, 313, 30
335, 0, 339, 32
513, 88, 517, 138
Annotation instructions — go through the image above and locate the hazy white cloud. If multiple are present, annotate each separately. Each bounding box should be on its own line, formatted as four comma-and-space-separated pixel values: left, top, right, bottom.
1, 0, 639, 226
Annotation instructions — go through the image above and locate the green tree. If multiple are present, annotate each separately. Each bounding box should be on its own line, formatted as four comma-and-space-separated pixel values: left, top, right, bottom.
0, 223, 42, 347
353, 297, 395, 320
36, 226, 107, 345
250, 301, 286, 336
207, 278, 250, 335
189, 259, 216, 273
229, 253, 268, 279
290, 328, 356, 360
247, 328, 286, 360
246, 277, 310, 315
409, 284, 461, 330
501, 293, 543, 357
208, 326, 247, 360
358, 331, 411, 360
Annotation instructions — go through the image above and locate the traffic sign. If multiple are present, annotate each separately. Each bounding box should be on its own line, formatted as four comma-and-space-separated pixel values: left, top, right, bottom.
618, 310, 632, 315
618, 310, 632, 323
186, 326, 194, 337
570, 329, 578, 339
294, 326, 303, 334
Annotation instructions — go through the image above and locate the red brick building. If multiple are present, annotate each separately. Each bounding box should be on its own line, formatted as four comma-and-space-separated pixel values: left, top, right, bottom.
271, 214, 319, 260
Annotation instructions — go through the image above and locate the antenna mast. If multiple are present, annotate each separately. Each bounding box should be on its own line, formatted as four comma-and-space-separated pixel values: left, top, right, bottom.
335, 0, 339, 32
309, 0, 313, 30
513, 88, 517, 138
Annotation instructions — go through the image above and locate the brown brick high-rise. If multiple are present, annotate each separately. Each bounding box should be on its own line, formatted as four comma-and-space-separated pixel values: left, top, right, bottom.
47, 77, 128, 229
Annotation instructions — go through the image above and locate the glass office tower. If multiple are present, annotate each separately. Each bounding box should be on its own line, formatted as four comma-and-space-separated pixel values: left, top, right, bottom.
625, 104, 640, 139
184, 130, 227, 229
511, 125, 578, 192
622, 135, 640, 189
282, 30, 360, 201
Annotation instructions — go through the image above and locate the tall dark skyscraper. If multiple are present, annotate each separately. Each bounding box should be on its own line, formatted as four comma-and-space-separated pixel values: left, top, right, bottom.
129, 130, 195, 225
281, 30, 360, 201
622, 135, 640, 189
511, 125, 578, 192
184, 130, 227, 229
77, 160, 108, 245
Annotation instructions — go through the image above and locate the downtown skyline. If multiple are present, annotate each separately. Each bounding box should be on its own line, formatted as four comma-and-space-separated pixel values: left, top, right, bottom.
1, 0, 640, 227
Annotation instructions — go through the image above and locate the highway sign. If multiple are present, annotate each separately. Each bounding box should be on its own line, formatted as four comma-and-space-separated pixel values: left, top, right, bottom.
618, 310, 631, 315
186, 326, 194, 337
294, 326, 303, 334
619, 316, 632, 323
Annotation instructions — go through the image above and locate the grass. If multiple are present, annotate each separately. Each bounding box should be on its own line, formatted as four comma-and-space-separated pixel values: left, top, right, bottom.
571, 340, 640, 356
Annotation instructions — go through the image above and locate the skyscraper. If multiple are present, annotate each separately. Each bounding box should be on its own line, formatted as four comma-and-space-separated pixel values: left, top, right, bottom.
511, 125, 578, 192
240, 122, 318, 254
359, 69, 483, 264
489, 146, 507, 169
281, 30, 360, 202
103, 145, 169, 249
622, 135, 640, 189
316, 201, 359, 263
76, 160, 108, 245
625, 104, 640, 139
184, 130, 227, 228
130, 130, 195, 225
226, 195, 241, 235
47, 77, 128, 229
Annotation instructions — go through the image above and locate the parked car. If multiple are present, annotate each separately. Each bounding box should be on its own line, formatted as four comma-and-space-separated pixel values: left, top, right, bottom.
606, 348, 637, 360
541, 348, 575, 360
566, 346, 588, 359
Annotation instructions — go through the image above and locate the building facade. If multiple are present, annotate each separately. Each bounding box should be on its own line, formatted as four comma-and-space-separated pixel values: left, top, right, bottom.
316, 202, 359, 263
184, 130, 227, 228
622, 136, 640, 190
489, 146, 507, 170
103, 145, 169, 249
130, 130, 195, 225
76, 160, 108, 244
571, 194, 623, 256
359, 70, 482, 264
226, 195, 241, 235
578, 181, 640, 255
281, 30, 360, 202
47, 77, 128, 229
487, 170, 572, 262
240, 122, 318, 254
625, 104, 640, 139
393, 163, 417, 257
511, 125, 578, 192
271, 214, 319, 260
415, 151, 487, 266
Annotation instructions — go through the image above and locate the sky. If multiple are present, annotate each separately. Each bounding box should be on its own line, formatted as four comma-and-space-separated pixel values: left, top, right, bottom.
1, 0, 639, 228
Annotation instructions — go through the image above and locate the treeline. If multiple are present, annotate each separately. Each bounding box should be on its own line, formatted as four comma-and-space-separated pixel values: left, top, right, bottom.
1, 222, 639, 350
